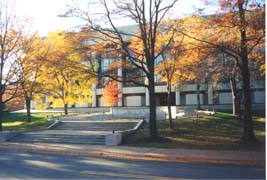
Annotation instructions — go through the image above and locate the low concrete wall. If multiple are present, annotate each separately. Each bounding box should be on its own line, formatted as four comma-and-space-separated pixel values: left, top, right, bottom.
118, 120, 144, 139
87, 107, 111, 113
111, 107, 176, 121
19, 107, 111, 114
69, 107, 110, 114
177, 104, 265, 111
105, 133, 122, 146
105, 119, 144, 146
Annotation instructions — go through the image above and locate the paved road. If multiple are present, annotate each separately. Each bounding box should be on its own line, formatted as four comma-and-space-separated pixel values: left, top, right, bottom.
0, 151, 264, 179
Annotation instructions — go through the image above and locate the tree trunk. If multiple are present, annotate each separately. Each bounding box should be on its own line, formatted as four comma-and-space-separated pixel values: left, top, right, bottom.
196, 84, 201, 110
230, 78, 240, 117
0, 96, 4, 131
238, 2, 256, 144
64, 103, 68, 115
0, 104, 3, 132
148, 75, 158, 140
25, 97, 32, 123
237, 90, 242, 120
240, 62, 255, 143
167, 82, 173, 129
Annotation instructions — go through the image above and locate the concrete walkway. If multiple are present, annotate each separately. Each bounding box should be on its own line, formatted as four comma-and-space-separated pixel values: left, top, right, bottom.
0, 142, 264, 166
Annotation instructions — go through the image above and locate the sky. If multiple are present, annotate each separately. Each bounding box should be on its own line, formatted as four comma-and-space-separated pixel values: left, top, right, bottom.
14, 0, 208, 36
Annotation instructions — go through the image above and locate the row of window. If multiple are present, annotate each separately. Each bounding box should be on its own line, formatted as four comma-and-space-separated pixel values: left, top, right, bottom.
96, 90, 265, 107
95, 53, 165, 88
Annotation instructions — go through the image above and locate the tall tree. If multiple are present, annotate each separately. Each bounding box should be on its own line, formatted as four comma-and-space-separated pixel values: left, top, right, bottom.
0, 1, 28, 130
181, 0, 265, 144
64, 0, 178, 140
154, 30, 185, 129
37, 31, 94, 115
19, 34, 48, 122
173, 17, 212, 110
155, 58, 176, 129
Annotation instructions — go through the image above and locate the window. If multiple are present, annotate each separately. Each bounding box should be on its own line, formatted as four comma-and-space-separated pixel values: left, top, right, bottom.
101, 58, 114, 72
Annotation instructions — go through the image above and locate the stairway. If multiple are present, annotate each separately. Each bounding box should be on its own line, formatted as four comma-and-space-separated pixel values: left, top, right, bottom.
10, 132, 106, 145
55, 121, 137, 131
9, 120, 138, 145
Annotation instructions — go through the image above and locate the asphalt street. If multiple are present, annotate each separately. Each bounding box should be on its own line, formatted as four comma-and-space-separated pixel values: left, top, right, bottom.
0, 151, 265, 179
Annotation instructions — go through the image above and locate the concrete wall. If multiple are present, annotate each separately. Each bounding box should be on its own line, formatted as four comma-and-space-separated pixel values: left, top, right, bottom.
123, 87, 146, 94
185, 94, 204, 105
180, 84, 207, 91
254, 91, 265, 104
177, 104, 265, 111
219, 92, 232, 104
124, 96, 143, 106
111, 106, 176, 120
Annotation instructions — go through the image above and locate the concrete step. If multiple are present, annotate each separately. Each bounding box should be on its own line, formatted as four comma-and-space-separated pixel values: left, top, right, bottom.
53, 122, 136, 131
58, 114, 114, 121
54, 127, 134, 131
8, 119, 139, 145
9, 133, 106, 145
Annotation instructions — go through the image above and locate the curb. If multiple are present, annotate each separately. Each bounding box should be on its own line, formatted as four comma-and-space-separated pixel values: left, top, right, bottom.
0, 143, 264, 166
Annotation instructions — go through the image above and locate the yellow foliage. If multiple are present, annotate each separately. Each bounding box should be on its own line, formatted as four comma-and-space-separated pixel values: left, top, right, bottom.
33, 94, 44, 101
36, 104, 47, 110
51, 99, 64, 108
48, 96, 54, 102
35, 30, 95, 110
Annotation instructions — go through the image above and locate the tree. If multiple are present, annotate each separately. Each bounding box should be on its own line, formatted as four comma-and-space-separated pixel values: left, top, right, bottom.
101, 81, 122, 106
37, 31, 94, 115
181, 0, 265, 144
0, 1, 29, 130
155, 58, 176, 129
154, 30, 185, 129
171, 16, 212, 110
171, 17, 212, 111
64, 0, 178, 140
208, 53, 243, 117
179, 16, 243, 117
19, 34, 48, 122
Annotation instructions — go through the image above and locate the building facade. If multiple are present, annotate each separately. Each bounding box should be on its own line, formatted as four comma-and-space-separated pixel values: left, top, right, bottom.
92, 74, 265, 111
30, 22, 265, 112
90, 49, 265, 110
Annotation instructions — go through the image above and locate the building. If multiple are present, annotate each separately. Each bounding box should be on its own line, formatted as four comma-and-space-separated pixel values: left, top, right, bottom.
91, 69, 265, 111
88, 23, 265, 112
31, 23, 265, 112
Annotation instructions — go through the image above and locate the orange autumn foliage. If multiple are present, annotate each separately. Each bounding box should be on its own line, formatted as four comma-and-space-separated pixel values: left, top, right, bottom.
101, 81, 122, 106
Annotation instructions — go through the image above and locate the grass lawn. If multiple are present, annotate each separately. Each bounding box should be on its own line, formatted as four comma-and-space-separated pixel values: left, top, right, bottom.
2, 113, 57, 131
124, 112, 265, 150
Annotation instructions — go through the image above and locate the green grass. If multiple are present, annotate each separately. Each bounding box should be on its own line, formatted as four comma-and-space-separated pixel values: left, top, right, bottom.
124, 112, 265, 150
2, 113, 57, 131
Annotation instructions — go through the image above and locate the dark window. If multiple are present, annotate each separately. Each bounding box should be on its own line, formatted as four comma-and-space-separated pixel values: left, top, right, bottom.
123, 68, 144, 87
155, 92, 175, 106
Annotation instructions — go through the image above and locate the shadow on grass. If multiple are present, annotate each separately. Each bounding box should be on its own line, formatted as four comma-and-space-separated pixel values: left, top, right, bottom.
124, 112, 265, 151
2, 113, 56, 131
3, 113, 44, 122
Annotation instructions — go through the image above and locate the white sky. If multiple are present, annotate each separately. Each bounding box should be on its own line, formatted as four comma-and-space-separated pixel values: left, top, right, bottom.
14, 0, 208, 36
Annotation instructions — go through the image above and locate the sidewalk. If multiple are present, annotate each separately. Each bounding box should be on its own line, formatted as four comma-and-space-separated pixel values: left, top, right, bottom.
0, 142, 264, 166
